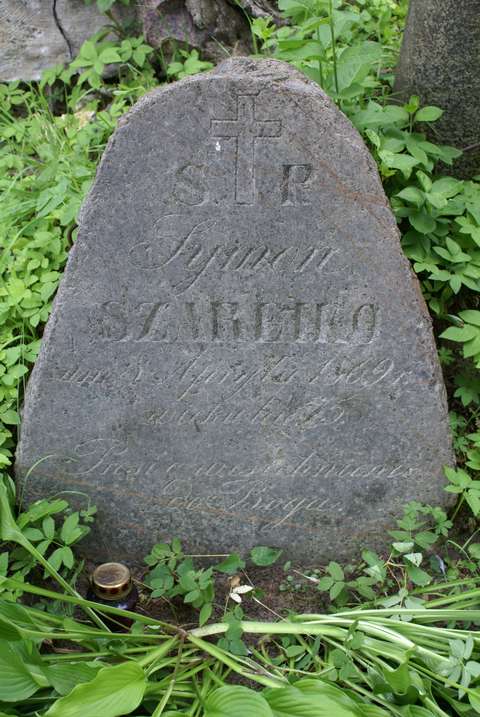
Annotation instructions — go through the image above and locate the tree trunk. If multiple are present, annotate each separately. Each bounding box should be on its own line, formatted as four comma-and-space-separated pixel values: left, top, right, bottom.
395, 0, 480, 178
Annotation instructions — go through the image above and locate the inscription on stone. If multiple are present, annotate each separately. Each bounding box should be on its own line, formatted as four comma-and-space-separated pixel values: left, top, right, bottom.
16, 59, 453, 561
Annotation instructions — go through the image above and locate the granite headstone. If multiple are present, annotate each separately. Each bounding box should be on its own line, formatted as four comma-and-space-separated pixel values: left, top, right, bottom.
16, 58, 454, 561
395, 0, 480, 178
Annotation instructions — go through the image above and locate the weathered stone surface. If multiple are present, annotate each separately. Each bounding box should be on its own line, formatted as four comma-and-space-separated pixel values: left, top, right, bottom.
0, 0, 133, 82
395, 0, 480, 178
16, 58, 453, 562
141, 0, 252, 63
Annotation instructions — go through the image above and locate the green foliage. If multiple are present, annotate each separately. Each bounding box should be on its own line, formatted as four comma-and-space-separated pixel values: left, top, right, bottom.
45, 662, 146, 717
1, 492, 95, 603
250, 546, 283, 566
144, 539, 215, 625
442, 310, 480, 368
166, 49, 214, 80
143, 540, 280, 625
67, 31, 153, 89
84, 0, 131, 12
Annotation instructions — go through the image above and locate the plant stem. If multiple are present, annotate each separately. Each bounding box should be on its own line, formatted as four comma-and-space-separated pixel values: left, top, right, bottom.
316, 27, 324, 87
451, 494, 465, 522
329, 0, 339, 96
5, 577, 176, 631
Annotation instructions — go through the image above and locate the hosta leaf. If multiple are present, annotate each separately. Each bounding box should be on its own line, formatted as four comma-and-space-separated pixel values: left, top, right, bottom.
0, 642, 41, 701
204, 686, 273, 717
45, 661, 102, 695
265, 679, 368, 717
0, 600, 43, 639
45, 661, 147, 717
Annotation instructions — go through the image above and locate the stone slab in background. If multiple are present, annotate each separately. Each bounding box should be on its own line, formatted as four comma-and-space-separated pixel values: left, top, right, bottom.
141, 0, 251, 63
0, 0, 132, 82
16, 58, 454, 562
395, 0, 480, 178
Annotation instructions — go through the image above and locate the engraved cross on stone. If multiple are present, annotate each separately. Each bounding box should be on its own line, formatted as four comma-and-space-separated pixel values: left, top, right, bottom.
211, 94, 282, 205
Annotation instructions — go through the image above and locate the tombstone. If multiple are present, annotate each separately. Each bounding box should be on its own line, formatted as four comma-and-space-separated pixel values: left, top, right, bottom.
0, 0, 132, 82
395, 0, 480, 178
16, 58, 454, 562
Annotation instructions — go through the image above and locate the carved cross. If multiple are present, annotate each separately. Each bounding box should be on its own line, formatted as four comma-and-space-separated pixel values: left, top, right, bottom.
211, 94, 282, 204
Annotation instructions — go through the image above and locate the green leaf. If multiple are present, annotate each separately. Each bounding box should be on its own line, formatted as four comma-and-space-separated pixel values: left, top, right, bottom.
285, 645, 306, 657
396, 187, 424, 207
441, 326, 478, 342
215, 553, 246, 574
468, 687, 480, 713
409, 210, 436, 234
45, 661, 147, 717
265, 679, 368, 717
250, 546, 283, 566
383, 662, 412, 695
205, 686, 273, 717
431, 177, 463, 198
60, 512, 79, 544
328, 562, 345, 581
199, 602, 213, 626
330, 581, 345, 600
0, 479, 24, 544
0, 641, 41, 701
0, 409, 20, 425
379, 151, 419, 178
415, 106, 444, 122
317, 576, 334, 590
406, 564, 431, 587
459, 310, 480, 327
97, 0, 116, 10
466, 490, 480, 516
43, 516, 55, 539
46, 662, 101, 696
99, 48, 122, 64
335, 42, 382, 92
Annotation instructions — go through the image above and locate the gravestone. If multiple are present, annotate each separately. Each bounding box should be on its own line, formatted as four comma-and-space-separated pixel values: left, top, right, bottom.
0, 0, 131, 82
395, 0, 480, 178
16, 58, 454, 562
